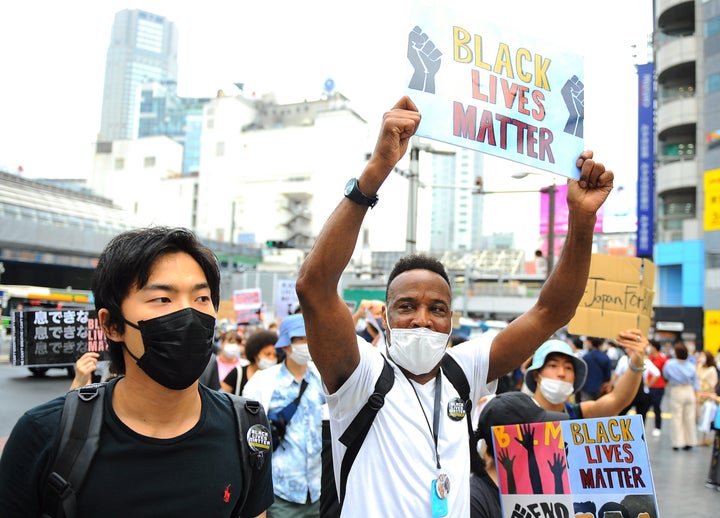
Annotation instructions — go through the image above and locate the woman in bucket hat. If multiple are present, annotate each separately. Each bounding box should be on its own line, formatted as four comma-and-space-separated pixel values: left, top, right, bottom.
525, 329, 649, 419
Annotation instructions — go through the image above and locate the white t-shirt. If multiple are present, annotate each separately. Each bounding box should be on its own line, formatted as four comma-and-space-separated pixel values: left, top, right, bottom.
326, 333, 497, 517
613, 355, 660, 394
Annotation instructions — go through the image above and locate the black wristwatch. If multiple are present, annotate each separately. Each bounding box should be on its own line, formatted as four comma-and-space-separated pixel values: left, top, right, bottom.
344, 178, 378, 208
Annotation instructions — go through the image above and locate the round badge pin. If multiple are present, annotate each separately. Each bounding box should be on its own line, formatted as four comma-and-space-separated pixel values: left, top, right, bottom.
246, 424, 272, 452
447, 397, 466, 421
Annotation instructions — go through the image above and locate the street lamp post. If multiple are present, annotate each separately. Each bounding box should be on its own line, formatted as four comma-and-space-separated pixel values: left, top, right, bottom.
541, 184, 556, 278
509, 172, 560, 280
404, 137, 456, 255
407, 145, 420, 255
472, 185, 556, 280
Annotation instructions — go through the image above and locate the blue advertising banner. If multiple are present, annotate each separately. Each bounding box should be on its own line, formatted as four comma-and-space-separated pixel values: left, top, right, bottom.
636, 63, 655, 258
405, 0, 585, 178
492, 415, 658, 517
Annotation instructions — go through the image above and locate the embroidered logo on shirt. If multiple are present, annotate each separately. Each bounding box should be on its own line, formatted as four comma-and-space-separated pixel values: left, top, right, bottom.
224, 484, 232, 503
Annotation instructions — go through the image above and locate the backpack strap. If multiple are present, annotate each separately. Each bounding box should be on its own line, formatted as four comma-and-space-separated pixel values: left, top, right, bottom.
440, 354, 474, 441
226, 393, 272, 517
42, 383, 106, 518
277, 379, 309, 422
337, 355, 394, 505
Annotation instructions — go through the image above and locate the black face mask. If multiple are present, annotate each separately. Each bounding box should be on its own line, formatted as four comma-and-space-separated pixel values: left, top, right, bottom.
123, 307, 215, 390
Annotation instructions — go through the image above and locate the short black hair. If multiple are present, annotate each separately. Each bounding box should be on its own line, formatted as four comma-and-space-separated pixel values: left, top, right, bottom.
588, 337, 604, 348
93, 227, 220, 373
244, 330, 279, 363
386, 254, 451, 295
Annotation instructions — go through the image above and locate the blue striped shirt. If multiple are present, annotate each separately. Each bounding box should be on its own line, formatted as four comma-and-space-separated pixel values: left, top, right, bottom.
662, 359, 699, 390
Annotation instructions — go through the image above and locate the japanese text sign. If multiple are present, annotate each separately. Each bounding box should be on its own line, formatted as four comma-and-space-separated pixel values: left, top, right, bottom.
11, 308, 107, 366
233, 288, 263, 324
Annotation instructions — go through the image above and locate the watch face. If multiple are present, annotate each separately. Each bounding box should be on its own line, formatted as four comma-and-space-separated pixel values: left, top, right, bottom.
345, 178, 355, 196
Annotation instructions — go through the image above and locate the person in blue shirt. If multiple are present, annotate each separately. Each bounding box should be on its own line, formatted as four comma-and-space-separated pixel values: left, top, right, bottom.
243, 313, 326, 517
579, 336, 613, 401
663, 341, 700, 450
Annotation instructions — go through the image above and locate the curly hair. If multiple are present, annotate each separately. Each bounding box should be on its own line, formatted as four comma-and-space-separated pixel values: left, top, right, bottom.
244, 330, 279, 363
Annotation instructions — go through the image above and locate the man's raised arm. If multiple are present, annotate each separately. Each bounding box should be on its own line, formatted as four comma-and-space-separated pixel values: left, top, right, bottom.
487, 151, 614, 382
296, 96, 421, 393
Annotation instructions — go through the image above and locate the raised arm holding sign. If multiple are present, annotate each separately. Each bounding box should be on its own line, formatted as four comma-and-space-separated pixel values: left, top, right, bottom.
296, 95, 612, 517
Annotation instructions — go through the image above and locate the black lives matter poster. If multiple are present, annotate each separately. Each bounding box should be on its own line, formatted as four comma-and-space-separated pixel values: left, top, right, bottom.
11, 308, 108, 366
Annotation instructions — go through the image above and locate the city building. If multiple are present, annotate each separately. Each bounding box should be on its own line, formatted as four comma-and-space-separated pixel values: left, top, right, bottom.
138, 80, 211, 174
429, 148, 484, 252
90, 136, 194, 230
194, 89, 380, 250
653, 0, 715, 349
0, 170, 142, 288
99, 9, 179, 141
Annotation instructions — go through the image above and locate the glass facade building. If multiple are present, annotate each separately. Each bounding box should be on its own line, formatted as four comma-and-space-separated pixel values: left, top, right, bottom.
99, 9, 179, 141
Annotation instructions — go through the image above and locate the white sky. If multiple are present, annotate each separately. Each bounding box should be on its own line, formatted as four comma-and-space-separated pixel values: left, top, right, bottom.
0, 0, 653, 252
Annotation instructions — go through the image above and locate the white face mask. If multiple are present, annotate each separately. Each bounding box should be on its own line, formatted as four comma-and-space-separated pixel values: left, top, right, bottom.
222, 343, 241, 359
257, 357, 277, 370
538, 376, 575, 405
289, 342, 311, 365
388, 326, 449, 375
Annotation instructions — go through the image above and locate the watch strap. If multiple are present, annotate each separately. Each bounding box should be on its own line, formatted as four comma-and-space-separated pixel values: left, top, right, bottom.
345, 178, 378, 208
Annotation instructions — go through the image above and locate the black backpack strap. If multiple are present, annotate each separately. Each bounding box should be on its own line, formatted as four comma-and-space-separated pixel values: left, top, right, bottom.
337, 356, 395, 505
440, 354, 474, 440
226, 393, 272, 518
42, 383, 106, 518
320, 419, 341, 518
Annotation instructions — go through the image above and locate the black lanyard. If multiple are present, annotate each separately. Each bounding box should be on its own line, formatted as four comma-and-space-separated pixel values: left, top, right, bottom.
406, 370, 443, 470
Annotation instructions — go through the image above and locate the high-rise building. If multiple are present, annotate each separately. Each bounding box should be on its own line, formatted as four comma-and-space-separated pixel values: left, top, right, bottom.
429, 149, 484, 252
138, 80, 210, 174
99, 9, 179, 141
653, 0, 720, 351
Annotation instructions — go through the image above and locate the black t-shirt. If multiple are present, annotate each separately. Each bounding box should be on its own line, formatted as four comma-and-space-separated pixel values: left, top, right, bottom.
223, 365, 249, 395
470, 471, 501, 518
0, 378, 273, 517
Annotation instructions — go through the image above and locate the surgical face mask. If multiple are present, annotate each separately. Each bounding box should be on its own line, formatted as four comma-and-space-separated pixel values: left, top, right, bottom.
123, 307, 215, 390
257, 357, 277, 370
387, 326, 449, 376
222, 343, 241, 359
538, 375, 575, 405
289, 342, 311, 365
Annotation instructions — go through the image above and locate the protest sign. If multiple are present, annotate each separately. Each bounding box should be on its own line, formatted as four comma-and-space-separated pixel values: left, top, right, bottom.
233, 288, 263, 324
491, 415, 658, 517
275, 279, 299, 320
11, 308, 107, 366
405, 0, 585, 178
568, 255, 655, 338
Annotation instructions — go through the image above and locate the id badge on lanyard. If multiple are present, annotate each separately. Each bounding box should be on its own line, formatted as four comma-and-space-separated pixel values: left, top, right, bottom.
430, 473, 450, 517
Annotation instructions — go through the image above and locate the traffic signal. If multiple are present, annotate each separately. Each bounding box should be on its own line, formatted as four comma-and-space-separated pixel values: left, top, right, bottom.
266, 240, 287, 248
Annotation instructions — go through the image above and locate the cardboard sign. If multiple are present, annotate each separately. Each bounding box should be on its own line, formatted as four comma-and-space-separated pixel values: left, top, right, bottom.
11, 308, 108, 366
568, 255, 655, 338
406, 0, 585, 178
217, 300, 237, 322
492, 415, 658, 517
